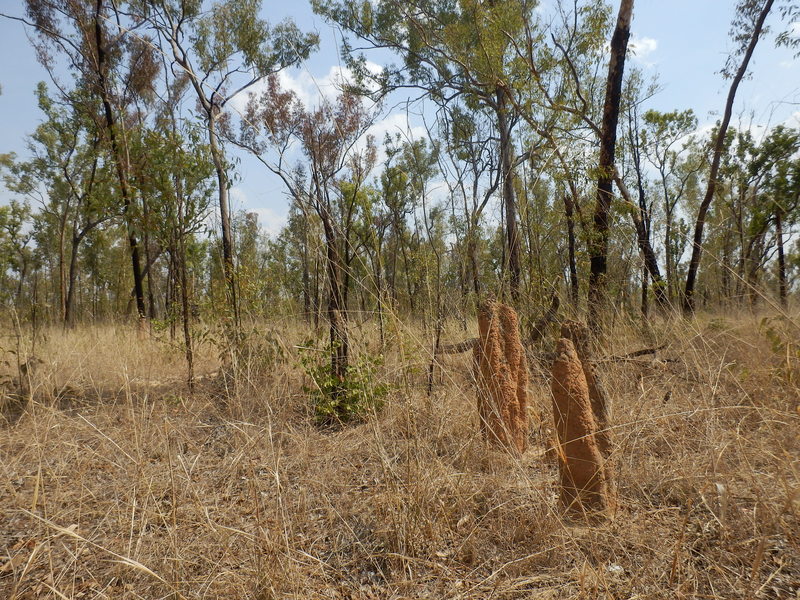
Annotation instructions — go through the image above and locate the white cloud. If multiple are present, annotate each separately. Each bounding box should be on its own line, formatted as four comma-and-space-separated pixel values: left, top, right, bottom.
252, 207, 288, 237
366, 112, 428, 154
227, 187, 288, 237
783, 111, 800, 128
689, 114, 790, 150
629, 35, 658, 66
230, 61, 385, 117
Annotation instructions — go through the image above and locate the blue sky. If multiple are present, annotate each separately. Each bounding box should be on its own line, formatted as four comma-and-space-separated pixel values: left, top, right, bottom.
1, 0, 798, 234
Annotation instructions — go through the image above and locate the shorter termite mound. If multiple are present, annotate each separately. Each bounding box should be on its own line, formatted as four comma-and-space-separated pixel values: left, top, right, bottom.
551, 337, 614, 517
559, 320, 612, 456
474, 300, 529, 454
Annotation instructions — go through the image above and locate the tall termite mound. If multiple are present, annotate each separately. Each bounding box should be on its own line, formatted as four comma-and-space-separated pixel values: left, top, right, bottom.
474, 300, 529, 454
551, 337, 613, 516
560, 320, 612, 455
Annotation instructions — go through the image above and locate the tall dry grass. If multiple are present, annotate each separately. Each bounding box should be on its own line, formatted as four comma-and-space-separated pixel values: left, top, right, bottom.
1, 310, 798, 599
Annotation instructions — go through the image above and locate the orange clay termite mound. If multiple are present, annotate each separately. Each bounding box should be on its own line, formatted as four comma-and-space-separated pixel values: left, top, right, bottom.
551, 337, 614, 517
474, 300, 529, 454
560, 320, 612, 456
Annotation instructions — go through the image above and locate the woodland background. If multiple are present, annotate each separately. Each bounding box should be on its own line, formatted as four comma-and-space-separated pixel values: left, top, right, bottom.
1, 1, 799, 598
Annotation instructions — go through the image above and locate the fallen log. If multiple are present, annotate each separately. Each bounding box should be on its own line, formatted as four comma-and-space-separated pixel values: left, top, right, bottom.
437, 338, 478, 355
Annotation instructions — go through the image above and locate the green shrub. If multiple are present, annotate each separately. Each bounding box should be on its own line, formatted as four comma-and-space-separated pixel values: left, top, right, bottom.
299, 341, 389, 425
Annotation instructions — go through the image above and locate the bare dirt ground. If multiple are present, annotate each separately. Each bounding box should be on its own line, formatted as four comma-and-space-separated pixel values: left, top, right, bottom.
1, 312, 798, 599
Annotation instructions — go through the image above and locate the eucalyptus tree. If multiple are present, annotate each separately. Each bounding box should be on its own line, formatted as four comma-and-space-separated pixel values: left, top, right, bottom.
509, 0, 668, 318
2, 85, 117, 325
20, 0, 162, 320
0, 201, 36, 307
683, 0, 776, 312
130, 122, 214, 386
435, 104, 501, 302
133, 0, 318, 326
762, 132, 800, 306
387, 137, 442, 325
585, 0, 634, 328
723, 126, 800, 306
313, 0, 541, 303
638, 109, 699, 302
239, 74, 379, 387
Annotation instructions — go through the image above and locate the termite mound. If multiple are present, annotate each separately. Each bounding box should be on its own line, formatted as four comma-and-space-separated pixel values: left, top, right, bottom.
559, 320, 612, 456
474, 300, 529, 454
551, 337, 614, 517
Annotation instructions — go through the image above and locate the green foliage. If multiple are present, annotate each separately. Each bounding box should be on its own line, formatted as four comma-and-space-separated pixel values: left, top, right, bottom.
192, 0, 318, 76
299, 342, 389, 425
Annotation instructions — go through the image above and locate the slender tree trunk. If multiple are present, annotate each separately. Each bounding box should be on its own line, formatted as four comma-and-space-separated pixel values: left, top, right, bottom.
371, 236, 386, 348
207, 115, 239, 326
683, 0, 774, 312
664, 216, 674, 301
641, 265, 649, 317
92, 0, 146, 320
468, 223, 481, 298
776, 208, 787, 308
302, 219, 311, 322
58, 212, 68, 322
587, 0, 634, 329
64, 233, 82, 327
497, 88, 521, 303
563, 194, 579, 307
142, 196, 157, 319
168, 247, 177, 341
735, 194, 746, 303
721, 231, 732, 304
16, 256, 28, 305
401, 241, 415, 312
313, 254, 322, 330
177, 209, 194, 390
318, 193, 348, 385
31, 268, 39, 338
388, 228, 399, 305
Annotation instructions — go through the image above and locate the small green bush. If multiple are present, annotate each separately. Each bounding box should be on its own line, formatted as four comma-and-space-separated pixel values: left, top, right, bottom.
299, 341, 389, 425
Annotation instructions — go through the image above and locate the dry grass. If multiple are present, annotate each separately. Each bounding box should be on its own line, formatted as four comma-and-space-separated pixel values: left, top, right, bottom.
1, 311, 798, 599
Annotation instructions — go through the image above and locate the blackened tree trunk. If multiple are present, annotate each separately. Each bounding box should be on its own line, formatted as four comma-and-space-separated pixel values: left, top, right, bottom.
65, 234, 80, 327
563, 194, 579, 307
683, 0, 774, 312
641, 266, 649, 317
587, 0, 634, 329
613, 172, 669, 309
92, 0, 146, 320
142, 195, 157, 319
65, 227, 97, 327
776, 207, 787, 307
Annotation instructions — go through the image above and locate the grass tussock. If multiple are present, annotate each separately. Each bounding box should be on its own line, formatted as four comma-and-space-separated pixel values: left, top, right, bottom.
1, 311, 799, 599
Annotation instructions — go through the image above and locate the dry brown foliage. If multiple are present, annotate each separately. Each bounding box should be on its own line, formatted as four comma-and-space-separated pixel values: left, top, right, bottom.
1, 311, 799, 598
474, 301, 529, 454
551, 337, 614, 517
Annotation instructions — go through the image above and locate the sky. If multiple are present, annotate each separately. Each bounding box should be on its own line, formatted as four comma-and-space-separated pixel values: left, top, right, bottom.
1, 0, 799, 236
